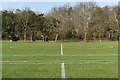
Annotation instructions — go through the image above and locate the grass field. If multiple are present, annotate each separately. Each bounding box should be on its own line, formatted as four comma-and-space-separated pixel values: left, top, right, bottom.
2, 41, 118, 78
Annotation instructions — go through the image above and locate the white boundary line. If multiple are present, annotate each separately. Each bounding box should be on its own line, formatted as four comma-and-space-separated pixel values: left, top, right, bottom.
61, 44, 63, 55
61, 63, 65, 79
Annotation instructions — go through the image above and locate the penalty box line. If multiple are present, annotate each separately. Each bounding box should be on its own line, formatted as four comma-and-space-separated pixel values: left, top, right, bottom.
61, 63, 65, 79
61, 44, 66, 79
61, 44, 63, 55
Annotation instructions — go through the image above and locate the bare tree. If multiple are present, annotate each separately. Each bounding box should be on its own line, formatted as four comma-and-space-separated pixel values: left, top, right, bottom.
76, 2, 96, 42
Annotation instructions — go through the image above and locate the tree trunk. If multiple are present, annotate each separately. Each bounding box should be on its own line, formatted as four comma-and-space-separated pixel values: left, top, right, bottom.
118, 34, 120, 41
99, 33, 101, 42
108, 32, 111, 40
84, 32, 87, 42
30, 35, 32, 42
41, 35, 44, 42
24, 32, 26, 42
55, 34, 58, 42
43, 36, 44, 42
111, 32, 114, 40
92, 33, 96, 40
44, 35, 46, 42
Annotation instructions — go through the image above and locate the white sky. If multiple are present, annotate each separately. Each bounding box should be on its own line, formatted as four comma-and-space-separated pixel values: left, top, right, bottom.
0, 0, 120, 2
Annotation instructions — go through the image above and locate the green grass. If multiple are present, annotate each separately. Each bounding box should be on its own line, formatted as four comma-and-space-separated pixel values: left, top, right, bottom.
2, 41, 118, 78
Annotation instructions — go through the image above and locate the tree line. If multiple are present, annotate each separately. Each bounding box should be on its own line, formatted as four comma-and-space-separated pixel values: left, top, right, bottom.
1, 2, 120, 42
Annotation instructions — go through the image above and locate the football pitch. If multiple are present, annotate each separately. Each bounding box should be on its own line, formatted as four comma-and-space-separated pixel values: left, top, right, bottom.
2, 41, 118, 78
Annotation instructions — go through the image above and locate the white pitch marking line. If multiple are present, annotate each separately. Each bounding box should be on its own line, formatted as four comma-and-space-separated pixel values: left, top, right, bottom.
61, 44, 63, 55
61, 63, 65, 79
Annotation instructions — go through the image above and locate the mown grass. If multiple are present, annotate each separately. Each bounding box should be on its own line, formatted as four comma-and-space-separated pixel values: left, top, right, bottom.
2, 41, 118, 78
